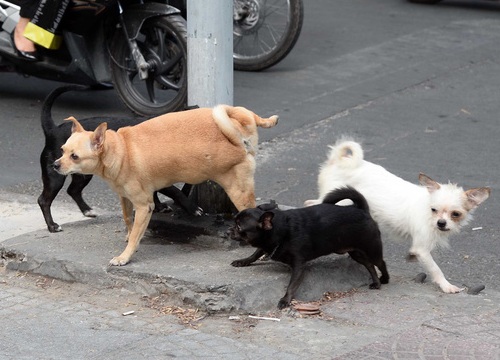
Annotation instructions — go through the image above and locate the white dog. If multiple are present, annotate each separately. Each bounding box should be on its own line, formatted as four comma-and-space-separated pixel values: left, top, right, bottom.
305, 139, 490, 293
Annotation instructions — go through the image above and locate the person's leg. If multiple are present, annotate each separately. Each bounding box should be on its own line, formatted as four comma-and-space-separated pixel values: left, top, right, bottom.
12, 0, 39, 52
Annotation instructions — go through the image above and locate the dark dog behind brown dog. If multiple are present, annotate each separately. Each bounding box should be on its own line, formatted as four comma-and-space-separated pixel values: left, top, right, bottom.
38, 85, 199, 232
230, 187, 389, 309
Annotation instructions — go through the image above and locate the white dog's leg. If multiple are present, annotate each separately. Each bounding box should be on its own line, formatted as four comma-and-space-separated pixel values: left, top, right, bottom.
415, 251, 464, 293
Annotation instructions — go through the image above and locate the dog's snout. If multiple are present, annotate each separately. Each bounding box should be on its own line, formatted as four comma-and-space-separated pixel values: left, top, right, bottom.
52, 161, 60, 171
437, 219, 447, 228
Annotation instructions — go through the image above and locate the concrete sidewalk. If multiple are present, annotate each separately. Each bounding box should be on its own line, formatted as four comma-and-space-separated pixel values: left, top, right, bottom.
0, 201, 372, 312
1, 196, 500, 359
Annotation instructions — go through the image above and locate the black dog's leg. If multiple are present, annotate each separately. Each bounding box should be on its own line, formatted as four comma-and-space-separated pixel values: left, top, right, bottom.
153, 192, 173, 213
67, 174, 95, 217
349, 250, 382, 289
158, 185, 202, 216
231, 249, 266, 267
375, 259, 390, 285
181, 183, 193, 196
279, 261, 306, 309
38, 159, 69, 232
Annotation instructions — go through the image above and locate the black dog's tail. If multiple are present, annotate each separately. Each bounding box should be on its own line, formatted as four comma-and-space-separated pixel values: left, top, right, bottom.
322, 186, 370, 212
41, 85, 89, 136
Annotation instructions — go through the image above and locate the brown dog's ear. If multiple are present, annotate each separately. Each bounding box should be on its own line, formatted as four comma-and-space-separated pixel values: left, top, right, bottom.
419, 173, 441, 193
91, 122, 108, 151
259, 212, 274, 231
65, 116, 84, 133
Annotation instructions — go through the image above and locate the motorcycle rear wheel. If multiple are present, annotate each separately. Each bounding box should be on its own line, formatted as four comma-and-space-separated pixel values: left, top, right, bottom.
110, 15, 187, 116
233, 0, 303, 71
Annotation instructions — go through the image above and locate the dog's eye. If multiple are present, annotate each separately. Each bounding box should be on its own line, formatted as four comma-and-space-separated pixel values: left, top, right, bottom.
431, 208, 437, 213
70, 154, 79, 161
451, 211, 461, 218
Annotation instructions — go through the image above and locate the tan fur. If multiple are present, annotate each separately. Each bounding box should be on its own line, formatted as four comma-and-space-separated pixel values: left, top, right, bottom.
55, 106, 278, 266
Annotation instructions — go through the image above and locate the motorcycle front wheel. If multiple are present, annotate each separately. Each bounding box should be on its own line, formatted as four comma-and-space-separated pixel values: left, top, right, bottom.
109, 15, 187, 116
233, 0, 303, 71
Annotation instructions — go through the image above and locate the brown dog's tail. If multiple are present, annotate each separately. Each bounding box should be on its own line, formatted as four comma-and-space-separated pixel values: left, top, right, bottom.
212, 105, 279, 148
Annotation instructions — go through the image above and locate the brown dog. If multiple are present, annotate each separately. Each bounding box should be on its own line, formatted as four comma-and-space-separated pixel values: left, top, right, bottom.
54, 105, 278, 266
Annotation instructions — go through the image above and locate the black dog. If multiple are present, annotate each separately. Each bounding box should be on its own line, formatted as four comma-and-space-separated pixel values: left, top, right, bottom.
230, 187, 390, 309
38, 85, 198, 232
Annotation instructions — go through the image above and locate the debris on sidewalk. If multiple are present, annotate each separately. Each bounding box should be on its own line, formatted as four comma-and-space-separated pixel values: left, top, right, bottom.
321, 288, 358, 302
248, 315, 281, 322
293, 302, 321, 316
145, 295, 206, 328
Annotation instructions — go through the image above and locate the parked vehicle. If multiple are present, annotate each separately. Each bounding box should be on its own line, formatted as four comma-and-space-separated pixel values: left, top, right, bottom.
0, 0, 303, 116
0, 0, 188, 116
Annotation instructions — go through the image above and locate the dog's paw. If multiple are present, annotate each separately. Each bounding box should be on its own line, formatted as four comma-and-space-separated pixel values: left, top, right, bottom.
230, 259, 251, 267
440, 282, 464, 294
467, 284, 485, 295
414, 273, 427, 283
193, 207, 204, 216
83, 209, 97, 218
277, 298, 291, 309
109, 256, 129, 266
48, 223, 63, 232
154, 204, 173, 214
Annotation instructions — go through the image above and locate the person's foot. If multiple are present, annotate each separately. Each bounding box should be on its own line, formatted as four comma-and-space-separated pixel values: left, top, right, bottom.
12, 18, 39, 61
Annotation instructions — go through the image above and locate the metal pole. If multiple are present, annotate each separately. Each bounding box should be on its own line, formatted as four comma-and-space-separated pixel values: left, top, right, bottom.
187, 0, 233, 107
187, 0, 235, 214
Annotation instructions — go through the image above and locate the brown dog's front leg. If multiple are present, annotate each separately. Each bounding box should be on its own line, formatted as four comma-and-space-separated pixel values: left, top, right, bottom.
120, 197, 134, 241
110, 203, 153, 266
231, 249, 265, 267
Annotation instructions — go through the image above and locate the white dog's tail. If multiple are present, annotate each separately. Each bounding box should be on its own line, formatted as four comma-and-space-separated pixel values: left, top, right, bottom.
325, 139, 364, 169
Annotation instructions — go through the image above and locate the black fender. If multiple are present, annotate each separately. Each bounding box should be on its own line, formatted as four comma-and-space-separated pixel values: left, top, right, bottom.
122, 3, 181, 40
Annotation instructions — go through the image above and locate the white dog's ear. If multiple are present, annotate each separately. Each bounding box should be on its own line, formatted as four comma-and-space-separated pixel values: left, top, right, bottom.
464, 187, 490, 209
419, 173, 441, 193
91, 122, 107, 151
65, 116, 84, 133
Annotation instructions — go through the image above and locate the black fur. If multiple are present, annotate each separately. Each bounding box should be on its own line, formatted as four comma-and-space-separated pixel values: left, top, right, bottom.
230, 187, 389, 309
38, 85, 197, 232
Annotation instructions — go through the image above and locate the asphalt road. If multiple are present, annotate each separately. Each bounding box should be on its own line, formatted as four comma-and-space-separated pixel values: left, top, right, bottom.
0, 0, 499, 287
1, 0, 500, 188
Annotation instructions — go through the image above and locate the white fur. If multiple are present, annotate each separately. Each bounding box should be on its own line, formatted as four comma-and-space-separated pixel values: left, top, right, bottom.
305, 139, 490, 293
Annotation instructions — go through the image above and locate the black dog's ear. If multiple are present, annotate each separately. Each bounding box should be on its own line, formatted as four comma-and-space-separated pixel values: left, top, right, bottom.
259, 212, 274, 231
257, 200, 278, 211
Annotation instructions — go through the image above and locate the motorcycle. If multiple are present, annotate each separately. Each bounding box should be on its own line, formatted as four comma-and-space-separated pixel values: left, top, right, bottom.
0, 0, 188, 116
0, 0, 303, 116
